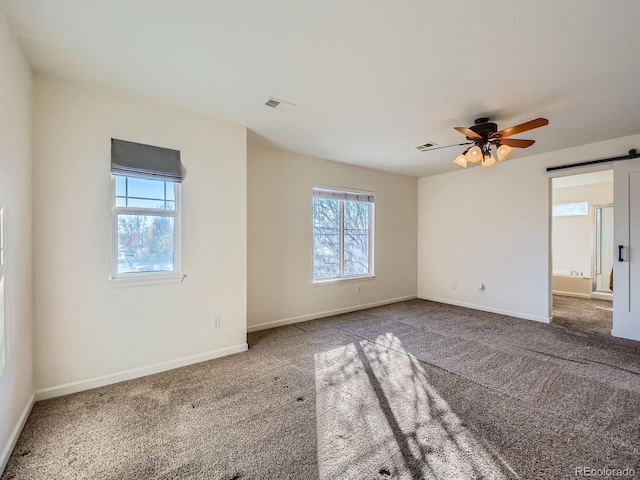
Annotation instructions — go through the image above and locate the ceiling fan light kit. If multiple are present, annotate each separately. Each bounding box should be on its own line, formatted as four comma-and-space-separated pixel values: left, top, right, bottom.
464, 145, 483, 163
496, 144, 514, 162
481, 152, 497, 168
453, 153, 468, 168
421, 116, 549, 170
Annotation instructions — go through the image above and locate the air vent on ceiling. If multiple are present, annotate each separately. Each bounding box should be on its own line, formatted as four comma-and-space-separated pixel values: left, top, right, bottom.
265, 97, 296, 112
416, 142, 437, 151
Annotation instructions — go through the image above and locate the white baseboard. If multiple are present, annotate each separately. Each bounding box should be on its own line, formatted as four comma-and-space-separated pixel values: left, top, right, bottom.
552, 290, 591, 299
35, 343, 248, 401
590, 292, 613, 301
417, 295, 551, 324
247, 295, 417, 332
1, 393, 35, 476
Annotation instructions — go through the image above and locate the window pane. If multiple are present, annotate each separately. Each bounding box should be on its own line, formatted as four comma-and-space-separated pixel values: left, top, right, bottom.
117, 214, 174, 274
313, 197, 340, 279
127, 176, 165, 199
344, 200, 370, 276
0, 207, 4, 269
115, 176, 126, 196
552, 202, 588, 217
114, 175, 175, 210
0, 277, 5, 376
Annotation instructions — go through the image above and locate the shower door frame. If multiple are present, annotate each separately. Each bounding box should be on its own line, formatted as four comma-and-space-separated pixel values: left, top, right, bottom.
592, 203, 614, 298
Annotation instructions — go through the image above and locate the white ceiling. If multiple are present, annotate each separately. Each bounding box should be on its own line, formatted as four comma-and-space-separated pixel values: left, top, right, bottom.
4, 0, 640, 177
552, 170, 613, 189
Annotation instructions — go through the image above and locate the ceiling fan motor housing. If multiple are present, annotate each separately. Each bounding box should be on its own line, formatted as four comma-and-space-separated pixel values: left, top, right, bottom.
468, 118, 498, 139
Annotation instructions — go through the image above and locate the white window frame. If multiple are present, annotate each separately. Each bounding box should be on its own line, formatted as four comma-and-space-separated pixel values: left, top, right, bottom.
0, 207, 5, 376
0, 207, 4, 274
111, 175, 181, 279
312, 185, 375, 284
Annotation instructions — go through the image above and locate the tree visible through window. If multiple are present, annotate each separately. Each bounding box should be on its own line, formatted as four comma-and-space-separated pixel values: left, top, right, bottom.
313, 187, 374, 281
112, 175, 180, 277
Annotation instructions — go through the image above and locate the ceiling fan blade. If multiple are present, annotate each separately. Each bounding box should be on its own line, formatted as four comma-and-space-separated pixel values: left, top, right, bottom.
419, 141, 474, 152
497, 138, 535, 148
492, 118, 549, 138
454, 127, 482, 139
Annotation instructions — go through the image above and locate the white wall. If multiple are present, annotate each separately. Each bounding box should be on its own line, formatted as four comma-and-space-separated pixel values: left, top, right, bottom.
418, 133, 640, 323
0, 7, 33, 473
33, 75, 247, 396
552, 181, 613, 276
248, 144, 417, 330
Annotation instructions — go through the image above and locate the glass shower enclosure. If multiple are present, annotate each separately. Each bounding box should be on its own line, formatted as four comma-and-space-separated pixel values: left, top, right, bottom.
593, 204, 614, 295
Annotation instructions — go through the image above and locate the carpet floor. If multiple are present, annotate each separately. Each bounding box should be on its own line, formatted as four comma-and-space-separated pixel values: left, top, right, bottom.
2, 299, 640, 479
552, 294, 613, 335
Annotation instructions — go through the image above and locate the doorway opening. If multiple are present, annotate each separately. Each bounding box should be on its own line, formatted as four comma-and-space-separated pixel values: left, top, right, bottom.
551, 170, 613, 334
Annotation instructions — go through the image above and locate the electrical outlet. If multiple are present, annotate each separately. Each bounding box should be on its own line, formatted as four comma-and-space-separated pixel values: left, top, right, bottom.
213, 316, 221, 328
452, 281, 457, 289
356, 285, 361, 293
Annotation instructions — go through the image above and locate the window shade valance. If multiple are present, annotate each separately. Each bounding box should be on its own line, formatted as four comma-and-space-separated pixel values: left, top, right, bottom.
313, 187, 374, 203
111, 138, 182, 182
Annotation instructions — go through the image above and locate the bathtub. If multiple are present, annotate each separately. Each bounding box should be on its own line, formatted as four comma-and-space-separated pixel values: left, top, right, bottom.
552, 272, 592, 298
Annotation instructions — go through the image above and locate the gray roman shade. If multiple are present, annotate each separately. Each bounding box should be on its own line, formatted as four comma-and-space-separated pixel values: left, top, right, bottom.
111, 138, 182, 182
313, 186, 374, 202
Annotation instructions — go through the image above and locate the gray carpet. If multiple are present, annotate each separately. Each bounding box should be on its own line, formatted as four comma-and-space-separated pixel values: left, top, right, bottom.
3, 299, 640, 479
552, 294, 613, 335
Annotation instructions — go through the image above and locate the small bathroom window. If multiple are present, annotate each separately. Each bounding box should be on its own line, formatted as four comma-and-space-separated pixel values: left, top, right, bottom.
552, 202, 588, 217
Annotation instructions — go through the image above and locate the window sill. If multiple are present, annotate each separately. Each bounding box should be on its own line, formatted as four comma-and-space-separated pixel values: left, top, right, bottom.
109, 274, 185, 287
313, 275, 375, 286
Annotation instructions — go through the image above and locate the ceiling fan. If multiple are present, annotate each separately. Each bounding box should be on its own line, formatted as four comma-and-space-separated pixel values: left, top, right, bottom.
420, 117, 549, 168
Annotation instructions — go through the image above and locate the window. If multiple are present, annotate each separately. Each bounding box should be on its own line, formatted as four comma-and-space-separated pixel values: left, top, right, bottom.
110, 138, 182, 279
112, 176, 180, 277
313, 186, 374, 281
0, 207, 5, 376
0, 207, 4, 272
552, 202, 588, 217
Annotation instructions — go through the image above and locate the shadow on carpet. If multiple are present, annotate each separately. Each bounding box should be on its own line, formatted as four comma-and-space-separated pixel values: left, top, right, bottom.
3, 299, 639, 479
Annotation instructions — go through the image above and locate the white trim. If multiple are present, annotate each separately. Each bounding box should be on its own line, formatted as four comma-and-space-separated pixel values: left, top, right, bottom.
313, 184, 375, 202
339, 199, 344, 277
313, 275, 375, 286
591, 291, 613, 301
109, 273, 185, 287
113, 207, 176, 217
591, 203, 614, 299
552, 290, 591, 299
247, 295, 416, 332
35, 343, 248, 401
369, 202, 375, 277
417, 295, 551, 324
0, 206, 5, 273
0, 393, 35, 475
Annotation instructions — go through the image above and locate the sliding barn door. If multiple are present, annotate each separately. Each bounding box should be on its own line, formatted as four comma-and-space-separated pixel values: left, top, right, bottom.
613, 158, 640, 341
